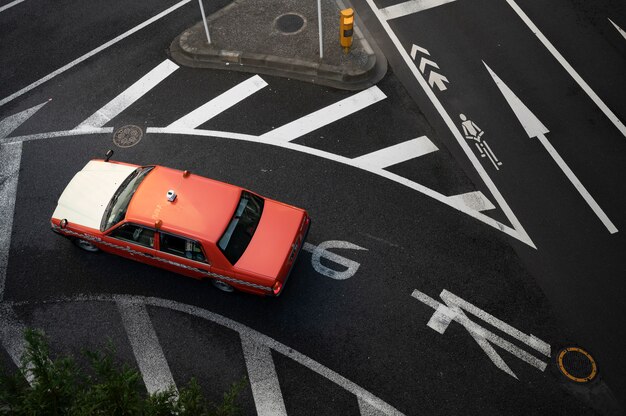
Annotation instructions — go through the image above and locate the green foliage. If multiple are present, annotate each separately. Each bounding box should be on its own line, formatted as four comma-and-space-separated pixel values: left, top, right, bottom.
0, 329, 246, 416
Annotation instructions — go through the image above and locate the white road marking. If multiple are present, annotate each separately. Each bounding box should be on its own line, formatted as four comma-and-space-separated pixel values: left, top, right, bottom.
259, 86, 387, 142
116, 297, 178, 395
0, 304, 33, 384
446, 191, 495, 212
412, 289, 550, 379
1, 102, 48, 300
485, 63, 618, 234
303, 240, 367, 280
0, 101, 49, 140
410, 44, 430, 60
609, 18, 626, 41
167, 75, 267, 129
0, 0, 24, 13
362, 0, 536, 248
23, 293, 405, 415
380, 0, 456, 20
75, 60, 178, 130
148, 127, 532, 245
358, 397, 388, 416
505, 0, 626, 138
0, 0, 192, 108
1, 127, 113, 144
241, 335, 288, 416
351, 136, 438, 169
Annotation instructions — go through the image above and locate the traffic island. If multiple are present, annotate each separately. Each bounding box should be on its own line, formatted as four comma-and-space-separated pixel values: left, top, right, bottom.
169, 0, 387, 90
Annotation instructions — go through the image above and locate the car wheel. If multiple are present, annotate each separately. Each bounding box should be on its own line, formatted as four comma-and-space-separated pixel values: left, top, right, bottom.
212, 279, 234, 293
74, 238, 100, 252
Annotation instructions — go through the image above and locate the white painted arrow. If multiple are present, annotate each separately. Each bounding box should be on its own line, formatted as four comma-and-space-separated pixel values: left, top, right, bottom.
609, 18, 626, 41
418, 57, 439, 74
428, 72, 449, 91
410, 43, 430, 60
0, 100, 49, 140
484, 62, 617, 234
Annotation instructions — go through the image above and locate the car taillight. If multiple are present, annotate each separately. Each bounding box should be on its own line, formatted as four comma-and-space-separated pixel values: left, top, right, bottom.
272, 281, 282, 295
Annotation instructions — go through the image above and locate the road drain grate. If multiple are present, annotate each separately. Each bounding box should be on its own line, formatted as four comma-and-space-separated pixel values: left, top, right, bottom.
113, 125, 143, 148
557, 347, 597, 383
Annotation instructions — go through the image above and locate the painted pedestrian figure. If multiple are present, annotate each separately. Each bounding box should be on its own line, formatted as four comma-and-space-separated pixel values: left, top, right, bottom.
459, 114, 502, 170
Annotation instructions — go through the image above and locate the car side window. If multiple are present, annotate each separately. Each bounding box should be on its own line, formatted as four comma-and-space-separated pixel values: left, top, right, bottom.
110, 224, 154, 248
160, 233, 207, 263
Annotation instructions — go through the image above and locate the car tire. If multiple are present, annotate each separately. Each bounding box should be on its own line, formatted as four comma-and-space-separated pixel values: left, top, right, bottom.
212, 279, 234, 293
73, 238, 100, 252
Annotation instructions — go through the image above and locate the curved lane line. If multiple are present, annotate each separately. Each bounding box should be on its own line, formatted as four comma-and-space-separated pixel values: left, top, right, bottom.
5, 294, 406, 416
147, 127, 531, 247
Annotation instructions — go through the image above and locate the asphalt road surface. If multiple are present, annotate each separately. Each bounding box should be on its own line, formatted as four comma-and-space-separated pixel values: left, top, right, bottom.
1, 0, 625, 414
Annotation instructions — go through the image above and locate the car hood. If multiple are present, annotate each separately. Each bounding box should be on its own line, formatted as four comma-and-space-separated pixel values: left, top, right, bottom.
235, 200, 305, 279
52, 161, 137, 230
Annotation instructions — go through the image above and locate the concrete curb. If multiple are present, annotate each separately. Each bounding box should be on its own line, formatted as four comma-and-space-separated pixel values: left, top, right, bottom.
169, 0, 387, 90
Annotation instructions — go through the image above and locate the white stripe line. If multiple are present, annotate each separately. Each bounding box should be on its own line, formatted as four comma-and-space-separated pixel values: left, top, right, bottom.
0, 0, 192, 108
1, 127, 113, 144
75, 60, 179, 130
351, 136, 438, 169
167, 75, 268, 129
259, 86, 387, 142
358, 396, 388, 415
536, 132, 618, 234
446, 191, 495, 212
0, 0, 24, 13
0, 143, 21, 301
0, 304, 33, 384
21, 293, 405, 415
380, 0, 456, 20
363, 0, 535, 248
147, 127, 531, 246
241, 335, 288, 416
505, 0, 626, 138
116, 298, 178, 395
0, 101, 49, 140
609, 18, 626, 41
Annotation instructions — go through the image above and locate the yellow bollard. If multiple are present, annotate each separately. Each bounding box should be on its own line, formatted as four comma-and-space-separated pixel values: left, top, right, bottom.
340, 8, 354, 54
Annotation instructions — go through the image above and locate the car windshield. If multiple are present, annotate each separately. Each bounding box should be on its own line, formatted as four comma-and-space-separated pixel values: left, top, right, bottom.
100, 166, 154, 231
218, 191, 264, 265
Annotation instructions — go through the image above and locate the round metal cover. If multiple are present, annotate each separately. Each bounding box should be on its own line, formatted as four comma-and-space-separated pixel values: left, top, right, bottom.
113, 125, 143, 148
557, 347, 597, 383
275, 13, 305, 34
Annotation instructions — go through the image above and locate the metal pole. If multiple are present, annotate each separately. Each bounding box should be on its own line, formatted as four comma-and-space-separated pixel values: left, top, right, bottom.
198, 0, 211, 44
317, 0, 323, 59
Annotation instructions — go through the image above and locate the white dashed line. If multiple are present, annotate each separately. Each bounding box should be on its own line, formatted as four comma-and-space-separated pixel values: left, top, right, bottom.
351, 136, 438, 169
241, 335, 288, 416
446, 191, 495, 212
116, 297, 178, 395
259, 86, 387, 142
379, 0, 457, 20
167, 75, 267, 129
75, 60, 179, 130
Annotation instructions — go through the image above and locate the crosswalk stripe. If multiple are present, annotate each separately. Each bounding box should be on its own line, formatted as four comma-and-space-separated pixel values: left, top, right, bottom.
241, 335, 288, 416
167, 75, 267, 129
0, 305, 33, 384
446, 191, 496, 212
351, 136, 438, 169
117, 298, 178, 395
379, 0, 457, 20
260, 86, 386, 142
75, 59, 178, 130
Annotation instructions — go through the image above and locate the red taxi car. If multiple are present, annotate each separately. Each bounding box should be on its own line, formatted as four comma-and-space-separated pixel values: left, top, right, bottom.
50, 157, 310, 296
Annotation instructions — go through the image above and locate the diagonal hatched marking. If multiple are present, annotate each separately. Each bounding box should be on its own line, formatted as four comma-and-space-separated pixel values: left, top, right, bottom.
116, 297, 178, 395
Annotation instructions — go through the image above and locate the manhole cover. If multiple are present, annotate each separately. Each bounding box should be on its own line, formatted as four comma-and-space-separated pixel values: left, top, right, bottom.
557, 347, 597, 383
113, 125, 143, 148
275, 13, 306, 34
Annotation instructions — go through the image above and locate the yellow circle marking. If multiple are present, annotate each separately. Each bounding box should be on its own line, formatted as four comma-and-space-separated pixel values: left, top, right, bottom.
557, 347, 597, 383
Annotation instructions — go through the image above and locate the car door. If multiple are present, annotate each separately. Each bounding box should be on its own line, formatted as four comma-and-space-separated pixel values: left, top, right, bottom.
155, 231, 212, 280
103, 222, 160, 268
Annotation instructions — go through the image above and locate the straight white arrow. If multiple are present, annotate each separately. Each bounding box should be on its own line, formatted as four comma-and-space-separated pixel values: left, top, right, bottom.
484, 62, 617, 234
428, 72, 449, 91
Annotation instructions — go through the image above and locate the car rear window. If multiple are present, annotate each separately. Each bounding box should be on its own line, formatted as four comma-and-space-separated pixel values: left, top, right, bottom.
218, 191, 264, 265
